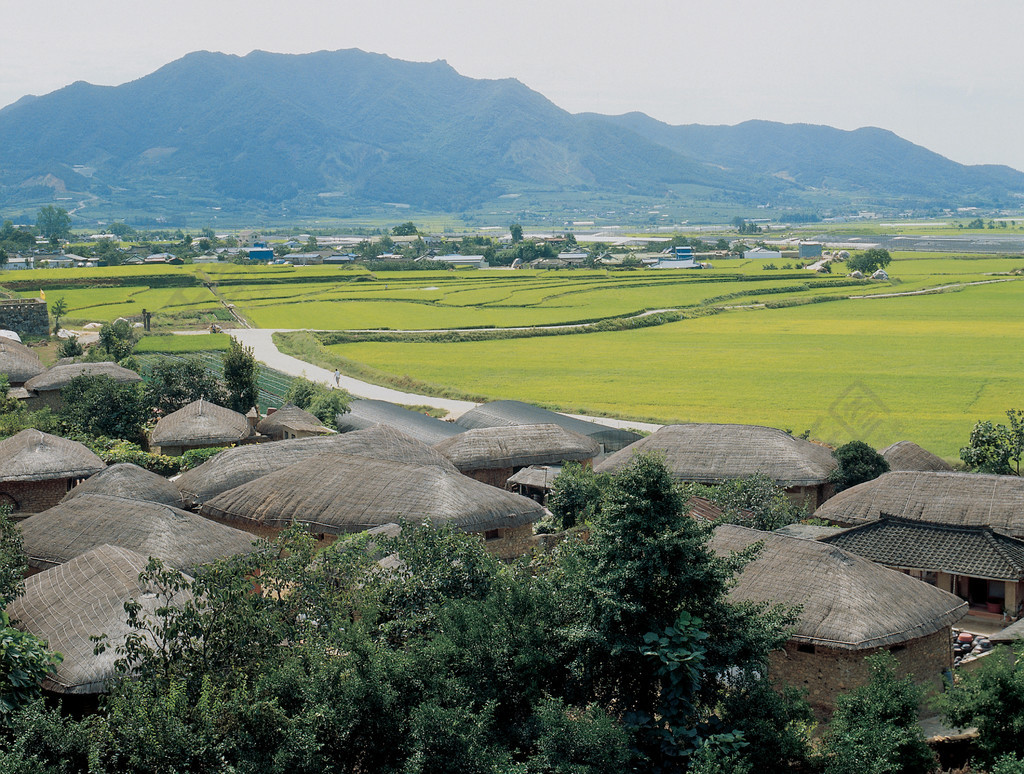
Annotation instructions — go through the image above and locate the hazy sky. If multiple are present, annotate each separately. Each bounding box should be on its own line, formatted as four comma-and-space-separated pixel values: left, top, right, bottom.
4, 0, 1022, 169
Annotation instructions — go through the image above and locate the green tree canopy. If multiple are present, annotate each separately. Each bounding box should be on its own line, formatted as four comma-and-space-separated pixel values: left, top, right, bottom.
960, 409, 1024, 475
59, 375, 149, 441
846, 248, 892, 275
145, 356, 227, 416
829, 440, 890, 492
222, 339, 259, 413
35, 206, 71, 240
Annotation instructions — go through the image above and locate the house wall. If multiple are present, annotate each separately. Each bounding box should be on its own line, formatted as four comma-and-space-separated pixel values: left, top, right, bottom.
463, 466, 516, 489
0, 478, 73, 515
481, 523, 535, 560
770, 627, 952, 717
784, 482, 833, 511
23, 389, 64, 412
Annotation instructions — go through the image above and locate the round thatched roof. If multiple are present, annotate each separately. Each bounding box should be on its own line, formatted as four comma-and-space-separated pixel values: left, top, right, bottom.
454, 400, 642, 452
23, 361, 142, 392
0, 335, 44, 385
433, 424, 600, 471
150, 398, 254, 448
176, 424, 458, 507
0, 429, 105, 483
814, 470, 1024, 536
6, 544, 194, 694
19, 493, 258, 571
879, 441, 954, 472
62, 462, 183, 507
336, 398, 464, 445
255, 404, 331, 436
710, 524, 967, 650
594, 423, 837, 486
200, 452, 545, 534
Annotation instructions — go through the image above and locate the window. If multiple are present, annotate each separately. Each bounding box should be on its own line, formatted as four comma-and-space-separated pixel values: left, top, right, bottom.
796, 643, 815, 654
483, 529, 501, 542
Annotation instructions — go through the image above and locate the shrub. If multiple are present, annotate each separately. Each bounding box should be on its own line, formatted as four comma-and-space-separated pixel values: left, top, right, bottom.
829, 441, 890, 492
179, 446, 224, 472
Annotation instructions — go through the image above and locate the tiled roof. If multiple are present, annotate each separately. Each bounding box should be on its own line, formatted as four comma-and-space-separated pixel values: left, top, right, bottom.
822, 513, 1024, 581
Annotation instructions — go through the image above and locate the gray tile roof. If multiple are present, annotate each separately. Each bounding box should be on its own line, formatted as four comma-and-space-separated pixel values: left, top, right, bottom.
822, 513, 1024, 582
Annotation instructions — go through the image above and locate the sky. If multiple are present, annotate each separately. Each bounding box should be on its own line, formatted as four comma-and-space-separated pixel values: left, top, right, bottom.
3, 0, 1023, 169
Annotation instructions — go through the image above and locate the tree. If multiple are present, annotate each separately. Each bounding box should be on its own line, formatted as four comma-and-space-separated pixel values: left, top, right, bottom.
0, 248, 7, 269
509, 223, 523, 244
547, 461, 606, 530
819, 652, 935, 774
846, 248, 892, 275
35, 206, 71, 241
59, 375, 149, 441
829, 441, 890, 492
98, 319, 138, 362
283, 376, 350, 429
56, 335, 83, 359
686, 473, 804, 531
144, 356, 227, 416
222, 339, 259, 413
961, 410, 1024, 475
49, 298, 68, 335
391, 222, 418, 236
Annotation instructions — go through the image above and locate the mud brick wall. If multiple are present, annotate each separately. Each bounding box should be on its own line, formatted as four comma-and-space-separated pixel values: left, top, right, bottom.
1, 478, 70, 515
483, 523, 535, 560
0, 299, 49, 339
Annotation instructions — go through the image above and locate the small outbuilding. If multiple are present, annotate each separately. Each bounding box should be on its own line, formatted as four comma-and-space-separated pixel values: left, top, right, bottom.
21, 361, 142, 410
0, 429, 105, 514
149, 398, 256, 456
879, 441, 954, 472
62, 462, 183, 507
0, 335, 45, 387
336, 399, 464, 445
710, 524, 967, 716
595, 424, 838, 509
255, 404, 332, 441
454, 400, 642, 453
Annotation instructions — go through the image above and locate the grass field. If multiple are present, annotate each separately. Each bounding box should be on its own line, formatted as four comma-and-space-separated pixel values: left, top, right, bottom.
135, 333, 232, 353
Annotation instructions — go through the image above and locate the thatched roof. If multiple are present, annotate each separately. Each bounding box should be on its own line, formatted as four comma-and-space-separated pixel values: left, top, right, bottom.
710, 524, 967, 650
991, 618, 1024, 643
594, 424, 837, 486
455, 400, 642, 452
0, 429, 104, 483
433, 424, 600, 471
507, 464, 562, 490
6, 545, 194, 694
879, 441, 954, 472
19, 493, 258, 571
200, 452, 545, 534
150, 398, 254, 448
814, 470, 1024, 537
62, 463, 183, 507
336, 398, 464, 445
23, 361, 141, 392
255, 404, 331, 436
176, 425, 458, 507
0, 335, 44, 385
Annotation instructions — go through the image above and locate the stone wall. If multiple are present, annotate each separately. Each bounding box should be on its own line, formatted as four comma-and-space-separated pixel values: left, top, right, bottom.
770, 627, 952, 717
482, 523, 535, 560
0, 299, 49, 339
1, 478, 73, 515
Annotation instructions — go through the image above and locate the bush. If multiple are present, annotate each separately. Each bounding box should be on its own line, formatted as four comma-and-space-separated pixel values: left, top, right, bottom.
179, 446, 224, 472
829, 441, 890, 492
85, 437, 181, 476
547, 462, 606, 530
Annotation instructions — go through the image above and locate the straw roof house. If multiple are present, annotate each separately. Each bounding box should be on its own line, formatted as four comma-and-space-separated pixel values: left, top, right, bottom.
823, 514, 1024, 617
19, 493, 257, 572
595, 424, 838, 509
255, 404, 332, 440
711, 524, 966, 715
5, 545, 194, 694
200, 452, 545, 559
814, 470, 1024, 537
455, 400, 642, 452
62, 462, 183, 507
0, 335, 44, 386
336, 398, 464, 445
434, 424, 601, 488
0, 429, 105, 514
879, 441, 953, 472
176, 425, 458, 507
149, 398, 255, 456
22, 361, 141, 410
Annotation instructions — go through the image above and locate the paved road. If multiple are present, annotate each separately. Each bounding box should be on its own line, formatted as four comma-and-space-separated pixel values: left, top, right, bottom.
226, 327, 663, 432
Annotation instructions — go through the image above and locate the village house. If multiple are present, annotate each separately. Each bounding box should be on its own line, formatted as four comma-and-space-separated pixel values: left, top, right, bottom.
595, 423, 837, 509
710, 524, 967, 716
21, 361, 142, 410
336, 398, 464, 445
149, 398, 256, 456
434, 423, 600, 489
61, 462, 184, 507
0, 429, 105, 514
255, 404, 332, 441
0, 334, 45, 387
879, 440, 954, 472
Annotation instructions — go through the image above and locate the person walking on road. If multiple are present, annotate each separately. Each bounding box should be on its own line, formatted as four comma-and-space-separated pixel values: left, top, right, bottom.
333, 368, 341, 387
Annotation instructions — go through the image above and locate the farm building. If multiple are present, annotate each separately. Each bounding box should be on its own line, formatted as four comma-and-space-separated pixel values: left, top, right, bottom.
0, 429, 105, 514
434, 424, 600, 488
255, 404, 332, 440
22, 361, 142, 410
62, 462, 183, 507
879, 441, 953, 472
814, 471, 1024, 538
0, 335, 44, 386
176, 425, 458, 507
149, 398, 256, 456
455, 400, 641, 453
5, 545, 194, 695
595, 424, 837, 509
710, 525, 967, 716
335, 398, 464, 445
18, 493, 257, 573
507, 464, 561, 503
200, 453, 545, 559
822, 513, 1024, 617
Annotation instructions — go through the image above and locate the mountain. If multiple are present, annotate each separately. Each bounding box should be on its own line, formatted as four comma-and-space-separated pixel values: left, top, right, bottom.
0, 49, 1020, 220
